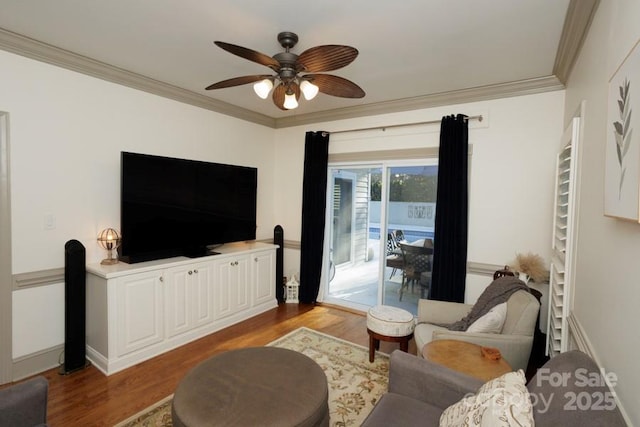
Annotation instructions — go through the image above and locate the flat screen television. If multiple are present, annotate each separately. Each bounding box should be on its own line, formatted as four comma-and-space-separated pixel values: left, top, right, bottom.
119, 151, 257, 263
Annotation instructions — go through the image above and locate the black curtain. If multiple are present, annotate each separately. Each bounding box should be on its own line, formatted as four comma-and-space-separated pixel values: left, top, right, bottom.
299, 131, 330, 303
429, 114, 469, 302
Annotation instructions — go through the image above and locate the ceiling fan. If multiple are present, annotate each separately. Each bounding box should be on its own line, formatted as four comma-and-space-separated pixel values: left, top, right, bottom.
205, 31, 365, 110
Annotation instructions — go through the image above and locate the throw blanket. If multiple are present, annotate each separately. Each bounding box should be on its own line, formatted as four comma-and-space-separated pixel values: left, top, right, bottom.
446, 276, 529, 331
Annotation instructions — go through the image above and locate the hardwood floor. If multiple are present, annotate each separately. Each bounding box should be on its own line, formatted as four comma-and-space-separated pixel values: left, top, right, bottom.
26, 304, 416, 426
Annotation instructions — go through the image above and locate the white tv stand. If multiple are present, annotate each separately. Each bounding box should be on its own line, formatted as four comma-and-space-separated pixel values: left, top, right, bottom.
86, 241, 278, 375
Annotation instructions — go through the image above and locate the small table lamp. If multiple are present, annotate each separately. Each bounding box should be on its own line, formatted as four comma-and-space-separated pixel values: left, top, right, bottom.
97, 228, 121, 265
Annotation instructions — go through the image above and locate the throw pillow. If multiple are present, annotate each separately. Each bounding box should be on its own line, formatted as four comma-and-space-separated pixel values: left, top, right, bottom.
466, 302, 507, 333
439, 370, 534, 427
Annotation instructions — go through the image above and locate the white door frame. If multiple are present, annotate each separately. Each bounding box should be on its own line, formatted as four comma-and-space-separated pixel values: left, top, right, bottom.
0, 112, 12, 383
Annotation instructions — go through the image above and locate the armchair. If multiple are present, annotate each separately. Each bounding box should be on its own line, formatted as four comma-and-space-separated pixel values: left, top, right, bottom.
0, 376, 48, 427
414, 289, 539, 371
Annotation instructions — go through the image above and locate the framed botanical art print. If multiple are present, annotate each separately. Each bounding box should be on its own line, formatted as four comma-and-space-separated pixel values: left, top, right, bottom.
605, 39, 640, 221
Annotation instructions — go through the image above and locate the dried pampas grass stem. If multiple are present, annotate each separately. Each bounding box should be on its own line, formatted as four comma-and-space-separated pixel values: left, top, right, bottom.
509, 252, 549, 283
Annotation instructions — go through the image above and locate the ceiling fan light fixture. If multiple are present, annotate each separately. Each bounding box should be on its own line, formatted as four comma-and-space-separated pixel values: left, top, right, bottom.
253, 78, 273, 99
207, 32, 363, 111
300, 80, 319, 100
283, 90, 298, 109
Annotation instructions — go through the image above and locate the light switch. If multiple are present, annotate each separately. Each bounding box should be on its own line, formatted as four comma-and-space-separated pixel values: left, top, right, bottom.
44, 213, 56, 230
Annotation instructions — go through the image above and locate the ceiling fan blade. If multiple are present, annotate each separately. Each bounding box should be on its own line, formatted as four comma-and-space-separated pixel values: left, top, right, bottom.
272, 82, 300, 110
306, 74, 365, 98
214, 41, 280, 69
205, 75, 272, 90
297, 45, 358, 72
272, 84, 286, 110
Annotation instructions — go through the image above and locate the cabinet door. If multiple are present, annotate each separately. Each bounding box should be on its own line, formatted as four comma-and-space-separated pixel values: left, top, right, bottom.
165, 263, 214, 338
115, 271, 164, 356
253, 251, 275, 306
214, 255, 250, 319
164, 266, 193, 338
191, 262, 214, 328
214, 259, 233, 319
234, 256, 250, 311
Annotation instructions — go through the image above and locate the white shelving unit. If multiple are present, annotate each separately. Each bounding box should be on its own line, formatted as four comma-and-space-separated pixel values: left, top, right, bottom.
547, 116, 580, 357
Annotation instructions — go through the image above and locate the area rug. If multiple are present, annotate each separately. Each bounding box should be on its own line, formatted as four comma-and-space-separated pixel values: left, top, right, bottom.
114, 327, 389, 427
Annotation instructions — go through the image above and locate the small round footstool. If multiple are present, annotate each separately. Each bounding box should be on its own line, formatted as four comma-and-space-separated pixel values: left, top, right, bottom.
172, 347, 329, 427
366, 305, 415, 362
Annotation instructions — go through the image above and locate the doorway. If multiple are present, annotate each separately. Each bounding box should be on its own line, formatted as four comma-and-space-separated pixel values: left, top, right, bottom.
323, 161, 437, 314
331, 171, 355, 266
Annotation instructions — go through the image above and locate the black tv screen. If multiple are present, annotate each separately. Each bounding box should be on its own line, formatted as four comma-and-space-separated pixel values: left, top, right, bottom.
120, 152, 257, 263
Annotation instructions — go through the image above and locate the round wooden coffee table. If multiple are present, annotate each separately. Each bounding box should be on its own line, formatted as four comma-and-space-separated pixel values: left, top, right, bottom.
422, 339, 512, 381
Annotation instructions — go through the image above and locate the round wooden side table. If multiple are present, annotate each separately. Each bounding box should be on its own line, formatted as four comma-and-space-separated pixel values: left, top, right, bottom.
422, 339, 512, 382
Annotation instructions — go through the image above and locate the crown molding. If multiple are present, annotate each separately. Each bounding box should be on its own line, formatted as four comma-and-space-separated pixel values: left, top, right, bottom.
553, 0, 600, 84
0, 28, 276, 128
275, 76, 564, 128
1, 24, 567, 130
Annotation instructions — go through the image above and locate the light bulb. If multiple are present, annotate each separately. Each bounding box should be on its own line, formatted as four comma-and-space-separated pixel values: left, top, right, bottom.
283, 92, 298, 109
253, 79, 273, 99
300, 80, 319, 100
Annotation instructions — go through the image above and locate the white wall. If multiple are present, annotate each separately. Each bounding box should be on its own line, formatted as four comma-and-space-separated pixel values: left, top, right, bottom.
274, 92, 565, 302
0, 50, 277, 358
12, 283, 64, 357
2, 46, 567, 368
563, 1, 640, 423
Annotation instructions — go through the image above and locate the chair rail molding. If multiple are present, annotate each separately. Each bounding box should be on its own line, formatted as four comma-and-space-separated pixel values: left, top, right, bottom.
466, 261, 504, 277
13, 268, 64, 290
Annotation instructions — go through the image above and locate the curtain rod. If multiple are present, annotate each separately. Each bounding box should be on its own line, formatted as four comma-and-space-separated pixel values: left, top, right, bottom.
329, 114, 483, 135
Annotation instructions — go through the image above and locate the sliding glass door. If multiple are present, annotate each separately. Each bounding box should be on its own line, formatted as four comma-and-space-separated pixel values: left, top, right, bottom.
332, 170, 356, 267
323, 161, 437, 314
325, 166, 381, 307
382, 165, 437, 311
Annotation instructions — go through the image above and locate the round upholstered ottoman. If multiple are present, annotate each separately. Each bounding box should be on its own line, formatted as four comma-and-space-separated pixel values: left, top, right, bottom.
366, 305, 415, 362
172, 347, 329, 427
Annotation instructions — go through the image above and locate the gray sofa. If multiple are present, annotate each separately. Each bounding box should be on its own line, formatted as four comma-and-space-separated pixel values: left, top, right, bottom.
0, 376, 48, 427
362, 350, 626, 426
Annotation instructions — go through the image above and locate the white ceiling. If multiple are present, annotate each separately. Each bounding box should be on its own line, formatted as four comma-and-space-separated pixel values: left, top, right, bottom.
0, 0, 573, 123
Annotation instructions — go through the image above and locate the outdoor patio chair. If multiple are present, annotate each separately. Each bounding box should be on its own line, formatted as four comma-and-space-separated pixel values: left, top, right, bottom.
392, 229, 406, 246
399, 243, 432, 301
385, 232, 403, 278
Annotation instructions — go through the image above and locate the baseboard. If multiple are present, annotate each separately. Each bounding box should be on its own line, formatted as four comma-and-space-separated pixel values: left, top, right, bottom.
567, 311, 631, 425
317, 301, 367, 317
12, 344, 63, 381
567, 311, 595, 359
